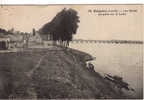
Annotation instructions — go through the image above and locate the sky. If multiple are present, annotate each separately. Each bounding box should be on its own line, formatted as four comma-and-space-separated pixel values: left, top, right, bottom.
0, 5, 143, 40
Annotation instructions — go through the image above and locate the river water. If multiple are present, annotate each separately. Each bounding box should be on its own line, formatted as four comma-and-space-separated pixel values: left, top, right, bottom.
70, 42, 143, 98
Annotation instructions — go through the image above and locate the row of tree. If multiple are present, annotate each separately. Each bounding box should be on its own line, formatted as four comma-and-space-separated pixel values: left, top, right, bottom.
39, 8, 80, 47
0, 28, 30, 35
0, 28, 14, 35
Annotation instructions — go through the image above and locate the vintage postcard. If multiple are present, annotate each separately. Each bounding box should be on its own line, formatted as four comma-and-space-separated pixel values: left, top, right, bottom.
0, 5, 143, 99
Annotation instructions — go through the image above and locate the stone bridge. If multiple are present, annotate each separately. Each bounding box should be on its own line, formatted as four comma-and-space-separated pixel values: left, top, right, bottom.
70, 40, 143, 44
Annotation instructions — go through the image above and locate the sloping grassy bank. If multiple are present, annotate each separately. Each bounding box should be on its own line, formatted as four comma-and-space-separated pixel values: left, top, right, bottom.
0, 47, 127, 99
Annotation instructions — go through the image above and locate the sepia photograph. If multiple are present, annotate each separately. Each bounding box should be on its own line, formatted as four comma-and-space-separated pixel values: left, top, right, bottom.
0, 5, 143, 99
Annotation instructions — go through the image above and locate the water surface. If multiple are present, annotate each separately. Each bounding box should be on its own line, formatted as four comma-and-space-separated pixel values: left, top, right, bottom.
70, 42, 143, 98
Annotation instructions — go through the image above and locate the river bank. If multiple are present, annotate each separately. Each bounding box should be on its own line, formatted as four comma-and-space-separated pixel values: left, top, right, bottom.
0, 46, 131, 99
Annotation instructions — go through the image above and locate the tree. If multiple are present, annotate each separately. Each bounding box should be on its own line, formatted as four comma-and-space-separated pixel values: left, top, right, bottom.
0, 28, 7, 33
39, 8, 80, 47
0, 28, 12, 35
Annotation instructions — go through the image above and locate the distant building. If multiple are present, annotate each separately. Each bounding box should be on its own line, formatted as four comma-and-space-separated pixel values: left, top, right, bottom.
32, 28, 55, 46
39, 33, 52, 41
29, 31, 42, 43
0, 32, 24, 49
39, 33, 54, 46
0, 37, 10, 50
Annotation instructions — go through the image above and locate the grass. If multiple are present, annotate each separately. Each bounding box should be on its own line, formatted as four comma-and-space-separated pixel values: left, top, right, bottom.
0, 47, 128, 99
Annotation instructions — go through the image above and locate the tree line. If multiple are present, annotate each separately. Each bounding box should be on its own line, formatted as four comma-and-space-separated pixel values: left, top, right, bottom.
0, 28, 30, 35
39, 8, 80, 47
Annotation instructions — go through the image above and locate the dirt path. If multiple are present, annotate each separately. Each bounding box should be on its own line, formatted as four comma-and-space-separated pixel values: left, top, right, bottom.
26, 46, 62, 77
26, 53, 48, 77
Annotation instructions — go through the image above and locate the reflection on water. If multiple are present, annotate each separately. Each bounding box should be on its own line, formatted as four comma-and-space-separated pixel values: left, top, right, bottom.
70, 43, 143, 98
